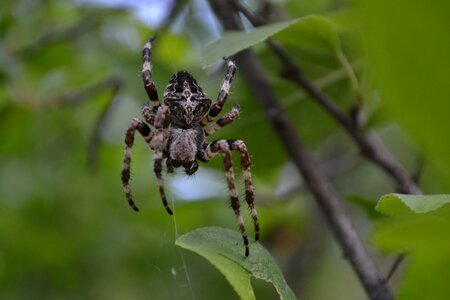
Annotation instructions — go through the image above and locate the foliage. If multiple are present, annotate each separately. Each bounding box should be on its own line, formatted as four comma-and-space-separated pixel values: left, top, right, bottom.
176, 227, 296, 300
363, 1, 450, 183
1, 0, 450, 299
374, 194, 450, 300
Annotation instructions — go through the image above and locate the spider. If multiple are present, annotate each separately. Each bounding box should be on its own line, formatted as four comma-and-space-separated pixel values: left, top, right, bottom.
121, 36, 259, 257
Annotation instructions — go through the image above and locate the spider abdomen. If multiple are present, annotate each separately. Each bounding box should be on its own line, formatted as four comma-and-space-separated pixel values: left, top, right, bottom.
168, 125, 203, 163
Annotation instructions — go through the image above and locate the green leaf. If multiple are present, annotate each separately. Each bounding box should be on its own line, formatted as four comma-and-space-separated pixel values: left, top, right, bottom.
175, 227, 296, 300
202, 15, 340, 67
373, 194, 450, 300
274, 15, 340, 54
376, 193, 450, 215
202, 19, 298, 67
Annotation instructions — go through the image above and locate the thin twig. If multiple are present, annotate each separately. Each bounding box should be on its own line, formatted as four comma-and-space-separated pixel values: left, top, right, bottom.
53, 76, 123, 168
13, 9, 123, 59
86, 78, 123, 169
56, 76, 122, 107
208, 1, 393, 299
156, 0, 189, 33
384, 253, 406, 283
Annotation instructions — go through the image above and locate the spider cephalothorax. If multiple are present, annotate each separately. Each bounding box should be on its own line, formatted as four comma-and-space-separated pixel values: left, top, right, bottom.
121, 36, 259, 257
164, 71, 211, 126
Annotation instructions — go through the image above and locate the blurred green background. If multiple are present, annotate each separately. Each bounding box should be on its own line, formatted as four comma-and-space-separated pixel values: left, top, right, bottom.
1, 0, 450, 299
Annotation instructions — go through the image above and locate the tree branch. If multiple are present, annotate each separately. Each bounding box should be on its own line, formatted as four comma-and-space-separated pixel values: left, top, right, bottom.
208, 1, 393, 299
232, 0, 422, 195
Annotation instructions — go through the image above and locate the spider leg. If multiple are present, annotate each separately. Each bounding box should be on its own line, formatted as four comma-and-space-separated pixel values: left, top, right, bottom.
142, 36, 161, 112
142, 104, 156, 126
122, 118, 153, 212
201, 140, 250, 257
201, 60, 237, 126
152, 105, 173, 215
227, 140, 260, 241
204, 104, 240, 136
166, 158, 174, 174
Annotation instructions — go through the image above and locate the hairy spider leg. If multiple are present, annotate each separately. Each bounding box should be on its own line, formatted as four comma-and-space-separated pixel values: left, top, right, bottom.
204, 104, 241, 136
201, 60, 237, 126
152, 105, 173, 215
122, 118, 153, 212
142, 104, 155, 126
227, 140, 260, 241
142, 36, 161, 114
166, 158, 174, 174
201, 140, 250, 257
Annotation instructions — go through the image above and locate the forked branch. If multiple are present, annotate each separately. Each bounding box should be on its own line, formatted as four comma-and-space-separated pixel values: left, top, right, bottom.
232, 0, 421, 195
208, 1, 393, 299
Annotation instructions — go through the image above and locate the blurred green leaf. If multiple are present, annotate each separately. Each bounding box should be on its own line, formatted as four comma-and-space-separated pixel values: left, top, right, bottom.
274, 15, 340, 54
362, 0, 450, 182
373, 194, 450, 300
175, 227, 296, 300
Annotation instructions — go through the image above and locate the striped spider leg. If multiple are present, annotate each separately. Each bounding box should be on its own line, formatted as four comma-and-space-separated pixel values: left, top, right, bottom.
121, 36, 173, 214
199, 139, 259, 257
